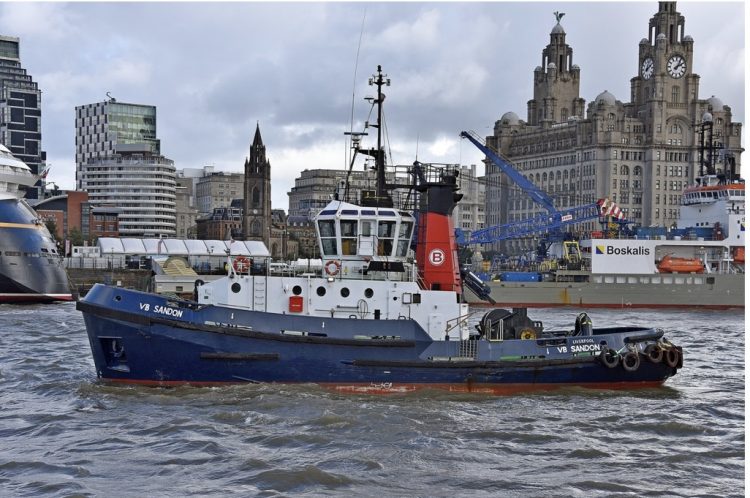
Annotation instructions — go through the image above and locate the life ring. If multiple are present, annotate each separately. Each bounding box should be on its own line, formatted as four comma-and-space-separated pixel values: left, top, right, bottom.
519, 328, 537, 340
643, 344, 663, 364
233, 256, 251, 273
621, 351, 640, 372
664, 347, 679, 368
324, 260, 341, 276
599, 348, 619, 368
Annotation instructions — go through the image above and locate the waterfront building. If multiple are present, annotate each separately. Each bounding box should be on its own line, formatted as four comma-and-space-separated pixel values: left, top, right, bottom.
268, 209, 299, 261
77, 147, 176, 238
453, 164, 486, 244
243, 124, 272, 247
174, 183, 198, 239
484, 1, 742, 254
75, 97, 160, 186
76, 98, 176, 238
195, 171, 244, 215
35, 190, 121, 247
288, 168, 396, 219
196, 200, 243, 241
0, 35, 45, 200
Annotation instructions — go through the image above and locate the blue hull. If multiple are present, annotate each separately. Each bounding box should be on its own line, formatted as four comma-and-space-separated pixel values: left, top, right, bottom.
0, 199, 71, 302
78, 285, 680, 393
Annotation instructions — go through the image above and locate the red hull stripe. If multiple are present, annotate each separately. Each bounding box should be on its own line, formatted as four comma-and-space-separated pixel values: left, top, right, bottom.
102, 378, 667, 394
0, 294, 74, 303
467, 301, 743, 310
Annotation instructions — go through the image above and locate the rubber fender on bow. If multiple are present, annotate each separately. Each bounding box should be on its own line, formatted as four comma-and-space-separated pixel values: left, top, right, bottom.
599, 348, 619, 368
664, 347, 680, 368
621, 351, 641, 372
643, 344, 663, 364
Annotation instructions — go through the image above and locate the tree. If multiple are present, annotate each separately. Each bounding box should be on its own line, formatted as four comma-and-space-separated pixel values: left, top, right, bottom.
44, 219, 59, 240
68, 227, 85, 247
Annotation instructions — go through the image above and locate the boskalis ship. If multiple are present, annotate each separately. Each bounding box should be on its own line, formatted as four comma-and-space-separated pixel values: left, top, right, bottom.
77, 66, 682, 393
461, 130, 744, 310
0, 144, 71, 302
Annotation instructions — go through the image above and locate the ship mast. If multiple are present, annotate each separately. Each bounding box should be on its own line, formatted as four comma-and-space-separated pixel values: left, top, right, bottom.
358, 65, 393, 207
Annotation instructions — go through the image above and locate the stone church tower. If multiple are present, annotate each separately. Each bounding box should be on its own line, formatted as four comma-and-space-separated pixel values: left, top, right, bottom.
242, 123, 272, 248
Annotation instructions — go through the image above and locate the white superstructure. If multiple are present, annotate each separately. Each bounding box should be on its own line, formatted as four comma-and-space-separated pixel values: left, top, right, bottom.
0, 144, 34, 200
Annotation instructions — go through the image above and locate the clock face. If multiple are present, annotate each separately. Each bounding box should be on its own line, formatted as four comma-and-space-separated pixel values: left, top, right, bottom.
667, 55, 686, 78
641, 57, 654, 79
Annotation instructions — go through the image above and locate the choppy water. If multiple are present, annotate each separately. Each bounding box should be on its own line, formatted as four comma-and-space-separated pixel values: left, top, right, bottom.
0, 303, 744, 497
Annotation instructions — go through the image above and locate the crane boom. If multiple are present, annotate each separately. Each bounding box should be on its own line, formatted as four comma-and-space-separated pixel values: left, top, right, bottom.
457, 130, 626, 246
456, 202, 602, 245
460, 130, 556, 213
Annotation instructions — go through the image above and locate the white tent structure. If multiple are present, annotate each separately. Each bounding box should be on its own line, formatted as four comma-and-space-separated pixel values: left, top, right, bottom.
96, 238, 270, 257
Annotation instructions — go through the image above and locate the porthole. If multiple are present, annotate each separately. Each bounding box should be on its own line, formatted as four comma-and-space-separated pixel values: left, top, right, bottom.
114, 295, 121, 302
341, 288, 350, 298
292, 285, 302, 295
317, 286, 326, 296
231, 283, 241, 293
364, 288, 374, 298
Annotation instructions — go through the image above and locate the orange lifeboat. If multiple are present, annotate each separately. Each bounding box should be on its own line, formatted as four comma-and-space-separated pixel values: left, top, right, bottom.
657, 255, 704, 274
733, 247, 745, 263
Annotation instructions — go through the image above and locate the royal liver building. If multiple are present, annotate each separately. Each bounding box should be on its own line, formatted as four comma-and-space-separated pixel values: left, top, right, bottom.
484, 1, 742, 254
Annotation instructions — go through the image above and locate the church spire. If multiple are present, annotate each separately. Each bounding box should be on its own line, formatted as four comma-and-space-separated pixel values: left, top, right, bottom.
252, 121, 263, 147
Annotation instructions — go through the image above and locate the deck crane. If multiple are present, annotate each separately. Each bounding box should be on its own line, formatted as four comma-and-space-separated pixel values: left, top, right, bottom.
457, 130, 623, 246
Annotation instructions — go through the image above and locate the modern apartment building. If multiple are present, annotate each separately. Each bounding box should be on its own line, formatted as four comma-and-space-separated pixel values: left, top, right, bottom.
77, 147, 176, 237
75, 98, 176, 237
483, 2, 742, 254
75, 98, 159, 179
0, 35, 45, 200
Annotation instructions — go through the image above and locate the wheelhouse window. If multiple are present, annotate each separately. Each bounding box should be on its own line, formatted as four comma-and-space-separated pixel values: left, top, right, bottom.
318, 220, 337, 256
340, 219, 358, 255
377, 221, 396, 256
396, 221, 413, 257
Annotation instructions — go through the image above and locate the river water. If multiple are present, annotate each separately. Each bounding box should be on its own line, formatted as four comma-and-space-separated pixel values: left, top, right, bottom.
0, 303, 744, 497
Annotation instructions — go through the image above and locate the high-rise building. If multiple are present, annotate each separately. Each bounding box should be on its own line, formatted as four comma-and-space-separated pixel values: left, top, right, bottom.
75, 98, 175, 237
77, 147, 176, 238
484, 1, 743, 254
75, 98, 160, 188
242, 124, 272, 247
0, 35, 45, 200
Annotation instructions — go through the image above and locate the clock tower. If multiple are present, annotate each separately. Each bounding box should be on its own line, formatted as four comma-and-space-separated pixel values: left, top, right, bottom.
242, 123, 272, 248
631, 1, 698, 129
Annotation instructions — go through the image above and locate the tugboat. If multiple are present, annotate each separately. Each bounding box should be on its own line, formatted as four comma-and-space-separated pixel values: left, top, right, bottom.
0, 145, 72, 302
77, 67, 682, 393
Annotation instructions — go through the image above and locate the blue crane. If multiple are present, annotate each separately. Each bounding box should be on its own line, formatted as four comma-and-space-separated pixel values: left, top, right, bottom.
457, 130, 619, 245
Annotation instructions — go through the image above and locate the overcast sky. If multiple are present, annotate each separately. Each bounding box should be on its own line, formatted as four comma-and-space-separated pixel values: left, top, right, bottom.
0, 1, 744, 211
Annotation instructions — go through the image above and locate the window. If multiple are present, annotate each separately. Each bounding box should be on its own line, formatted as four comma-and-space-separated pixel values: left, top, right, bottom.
318, 220, 337, 256
396, 221, 413, 257
340, 219, 358, 255
377, 221, 396, 256
671, 86, 680, 103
